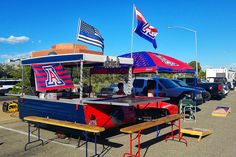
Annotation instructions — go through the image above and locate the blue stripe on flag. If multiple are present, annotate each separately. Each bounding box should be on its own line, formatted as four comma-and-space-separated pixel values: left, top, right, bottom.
77, 20, 104, 50
77, 35, 104, 48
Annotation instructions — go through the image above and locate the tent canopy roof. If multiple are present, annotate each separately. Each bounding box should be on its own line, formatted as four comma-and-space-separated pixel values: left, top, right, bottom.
21, 53, 133, 66
91, 51, 195, 74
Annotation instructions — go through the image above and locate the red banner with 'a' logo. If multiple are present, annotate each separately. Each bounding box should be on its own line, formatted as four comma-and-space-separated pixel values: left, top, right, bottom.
32, 64, 74, 91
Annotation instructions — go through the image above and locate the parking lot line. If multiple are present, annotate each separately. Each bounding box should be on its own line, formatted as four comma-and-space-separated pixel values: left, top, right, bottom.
0, 125, 78, 149
0, 124, 114, 157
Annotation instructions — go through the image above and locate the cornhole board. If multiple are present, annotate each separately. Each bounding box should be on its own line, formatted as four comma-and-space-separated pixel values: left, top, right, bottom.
181, 127, 213, 142
212, 106, 231, 117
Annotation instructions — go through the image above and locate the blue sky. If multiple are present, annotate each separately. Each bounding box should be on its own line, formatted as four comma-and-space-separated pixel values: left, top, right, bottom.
0, 0, 236, 70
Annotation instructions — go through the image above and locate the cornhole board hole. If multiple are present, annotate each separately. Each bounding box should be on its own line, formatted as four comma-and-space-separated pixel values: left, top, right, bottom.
212, 106, 231, 117
181, 128, 213, 142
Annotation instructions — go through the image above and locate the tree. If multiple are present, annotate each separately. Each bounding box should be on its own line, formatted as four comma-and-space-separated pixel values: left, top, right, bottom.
0, 64, 22, 79
198, 70, 206, 79
188, 61, 201, 76
9, 65, 31, 94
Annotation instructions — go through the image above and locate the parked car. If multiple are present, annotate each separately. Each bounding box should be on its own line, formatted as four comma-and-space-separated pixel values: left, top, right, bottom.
97, 83, 129, 98
0, 79, 21, 95
206, 68, 235, 90
201, 79, 209, 83
172, 79, 207, 102
109, 83, 128, 95
96, 87, 116, 98
178, 77, 224, 100
132, 77, 203, 105
207, 77, 230, 96
224, 84, 230, 95
233, 79, 236, 87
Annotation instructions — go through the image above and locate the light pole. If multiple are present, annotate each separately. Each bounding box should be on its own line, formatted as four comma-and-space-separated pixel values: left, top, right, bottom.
168, 26, 198, 77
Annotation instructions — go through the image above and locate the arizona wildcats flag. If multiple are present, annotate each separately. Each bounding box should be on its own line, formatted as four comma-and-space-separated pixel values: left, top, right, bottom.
134, 7, 158, 49
32, 64, 74, 91
77, 20, 104, 50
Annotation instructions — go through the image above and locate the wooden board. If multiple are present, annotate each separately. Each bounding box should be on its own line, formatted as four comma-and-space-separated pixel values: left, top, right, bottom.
181, 127, 213, 142
24, 116, 105, 133
212, 106, 231, 117
120, 114, 183, 134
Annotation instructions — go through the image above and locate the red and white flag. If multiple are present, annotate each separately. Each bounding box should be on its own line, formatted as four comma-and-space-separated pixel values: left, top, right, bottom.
134, 7, 158, 49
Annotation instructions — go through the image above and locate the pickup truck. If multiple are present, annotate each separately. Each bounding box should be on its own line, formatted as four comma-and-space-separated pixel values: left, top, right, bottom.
207, 77, 230, 95
178, 77, 224, 100
132, 77, 203, 105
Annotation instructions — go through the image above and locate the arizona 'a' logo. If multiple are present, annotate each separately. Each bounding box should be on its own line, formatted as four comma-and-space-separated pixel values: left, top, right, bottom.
42, 66, 65, 87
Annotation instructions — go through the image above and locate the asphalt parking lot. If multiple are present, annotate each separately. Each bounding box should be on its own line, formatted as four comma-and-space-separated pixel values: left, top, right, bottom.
0, 91, 235, 157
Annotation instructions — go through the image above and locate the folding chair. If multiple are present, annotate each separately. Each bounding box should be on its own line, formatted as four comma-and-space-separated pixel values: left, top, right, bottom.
179, 98, 196, 121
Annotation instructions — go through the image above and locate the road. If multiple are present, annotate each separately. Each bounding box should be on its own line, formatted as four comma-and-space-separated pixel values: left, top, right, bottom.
0, 91, 236, 157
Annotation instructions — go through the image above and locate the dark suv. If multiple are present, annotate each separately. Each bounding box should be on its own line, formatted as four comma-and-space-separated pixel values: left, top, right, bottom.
172, 79, 207, 102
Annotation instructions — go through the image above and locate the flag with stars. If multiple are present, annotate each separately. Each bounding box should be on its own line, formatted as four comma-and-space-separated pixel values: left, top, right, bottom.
77, 20, 104, 50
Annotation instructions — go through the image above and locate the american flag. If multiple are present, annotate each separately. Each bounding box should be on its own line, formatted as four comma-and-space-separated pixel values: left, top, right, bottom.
77, 20, 104, 50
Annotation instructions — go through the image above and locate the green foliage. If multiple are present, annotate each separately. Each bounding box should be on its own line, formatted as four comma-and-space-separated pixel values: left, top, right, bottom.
0, 63, 30, 94
91, 74, 122, 93
187, 60, 206, 79
188, 61, 201, 75
7, 65, 31, 95
21, 66, 31, 95
198, 70, 206, 79
9, 82, 22, 94
68, 66, 126, 93
158, 73, 174, 79
73, 78, 79, 84
0, 64, 22, 79
0, 60, 207, 95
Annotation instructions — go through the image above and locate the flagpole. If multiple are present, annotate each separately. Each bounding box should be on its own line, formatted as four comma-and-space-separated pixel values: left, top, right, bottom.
75, 18, 81, 54
77, 18, 81, 40
130, 4, 135, 58
127, 4, 135, 95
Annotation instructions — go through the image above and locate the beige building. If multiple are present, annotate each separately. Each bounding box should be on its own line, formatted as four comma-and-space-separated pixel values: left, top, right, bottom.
31, 43, 103, 58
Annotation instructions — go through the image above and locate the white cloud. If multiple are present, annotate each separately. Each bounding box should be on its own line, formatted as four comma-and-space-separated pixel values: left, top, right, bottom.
0, 35, 30, 44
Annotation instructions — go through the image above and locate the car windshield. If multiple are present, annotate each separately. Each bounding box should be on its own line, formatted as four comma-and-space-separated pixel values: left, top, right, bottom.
159, 78, 179, 89
174, 80, 188, 87
133, 79, 145, 88
201, 79, 209, 83
109, 83, 128, 94
0, 80, 21, 85
109, 84, 118, 88
214, 78, 226, 83
100, 88, 114, 94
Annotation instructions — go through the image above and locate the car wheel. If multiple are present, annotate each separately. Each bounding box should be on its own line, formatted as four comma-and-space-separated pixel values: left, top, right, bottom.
204, 91, 211, 101
231, 86, 235, 90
